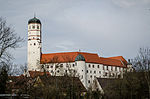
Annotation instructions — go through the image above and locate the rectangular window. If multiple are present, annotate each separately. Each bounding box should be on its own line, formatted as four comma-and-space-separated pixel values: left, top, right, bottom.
72, 64, 75, 67
87, 70, 88, 73
81, 75, 83, 79
94, 71, 96, 74
93, 65, 94, 68
60, 64, 63, 68
89, 64, 91, 68
97, 65, 99, 68
65, 70, 67, 73
88, 80, 90, 83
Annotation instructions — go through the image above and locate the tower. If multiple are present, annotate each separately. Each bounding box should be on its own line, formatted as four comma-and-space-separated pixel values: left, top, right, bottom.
75, 54, 87, 89
27, 17, 42, 71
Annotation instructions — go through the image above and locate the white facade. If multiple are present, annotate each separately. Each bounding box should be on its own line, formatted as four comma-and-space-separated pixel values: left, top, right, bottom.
27, 17, 129, 89
42, 61, 126, 89
28, 20, 42, 71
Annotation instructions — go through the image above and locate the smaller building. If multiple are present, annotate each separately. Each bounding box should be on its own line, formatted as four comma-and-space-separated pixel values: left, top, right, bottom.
6, 72, 86, 98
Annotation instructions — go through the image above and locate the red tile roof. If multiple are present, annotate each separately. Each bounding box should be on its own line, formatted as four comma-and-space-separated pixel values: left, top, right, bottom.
108, 56, 127, 64
41, 52, 127, 67
29, 71, 50, 78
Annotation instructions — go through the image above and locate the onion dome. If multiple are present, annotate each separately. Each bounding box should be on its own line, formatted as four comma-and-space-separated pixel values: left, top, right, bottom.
28, 17, 41, 24
75, 54, 85, 61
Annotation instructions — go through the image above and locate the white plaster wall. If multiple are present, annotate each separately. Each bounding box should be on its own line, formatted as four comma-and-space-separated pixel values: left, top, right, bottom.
28, 23, 41, 71
75, 61, 87, 88
42, 62, 126, 89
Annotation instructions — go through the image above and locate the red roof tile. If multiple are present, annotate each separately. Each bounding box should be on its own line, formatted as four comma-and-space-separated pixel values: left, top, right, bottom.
41, 52, 127, 67
108, 56, 127, 64
29, 71, 50, 78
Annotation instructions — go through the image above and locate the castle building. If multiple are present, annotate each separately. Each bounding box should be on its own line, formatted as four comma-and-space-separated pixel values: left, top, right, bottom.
27, 17, 130, 89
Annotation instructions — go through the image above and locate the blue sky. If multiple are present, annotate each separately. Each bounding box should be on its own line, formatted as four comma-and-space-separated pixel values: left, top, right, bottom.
0, 0, 150, 64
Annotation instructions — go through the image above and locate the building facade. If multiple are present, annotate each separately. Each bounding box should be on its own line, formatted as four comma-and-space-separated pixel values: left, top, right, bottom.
27, 17, 130, 89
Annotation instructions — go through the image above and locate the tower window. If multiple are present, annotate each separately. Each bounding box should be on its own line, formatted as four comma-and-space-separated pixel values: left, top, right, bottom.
32, 25, 35, 29
37, 25, 39, 29
34, 43, 36, 45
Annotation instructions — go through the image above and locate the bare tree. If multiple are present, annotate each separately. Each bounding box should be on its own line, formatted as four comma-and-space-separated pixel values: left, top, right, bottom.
9, 63, 27, 76
0, 17, 23, 65
133, 48, 150, 98
0, 17, 23, 93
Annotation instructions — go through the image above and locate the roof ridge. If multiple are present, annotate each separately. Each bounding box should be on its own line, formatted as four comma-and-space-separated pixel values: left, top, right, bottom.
42, 51, 98, 55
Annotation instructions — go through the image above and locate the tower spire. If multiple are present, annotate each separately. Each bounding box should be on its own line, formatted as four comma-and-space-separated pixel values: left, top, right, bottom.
34, 13, 36, 18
